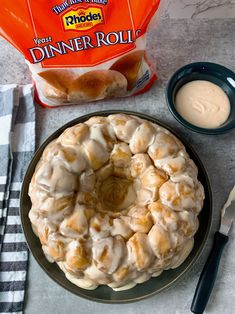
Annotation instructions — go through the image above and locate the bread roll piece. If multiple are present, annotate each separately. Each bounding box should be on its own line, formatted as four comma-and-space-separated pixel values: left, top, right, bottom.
68, 70, 127, 102
38, 70, 76, 102
110, 50, 145, 90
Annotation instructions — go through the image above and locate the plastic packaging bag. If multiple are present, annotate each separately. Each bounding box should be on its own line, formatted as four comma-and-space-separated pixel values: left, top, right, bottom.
0, 0, 160, 107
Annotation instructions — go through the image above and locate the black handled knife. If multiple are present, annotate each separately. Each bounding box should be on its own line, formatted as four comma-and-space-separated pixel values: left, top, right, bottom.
191, 186, 235, 314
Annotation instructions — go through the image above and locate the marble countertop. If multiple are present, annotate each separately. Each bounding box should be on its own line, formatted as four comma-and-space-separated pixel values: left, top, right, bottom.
0, 1, 235, 313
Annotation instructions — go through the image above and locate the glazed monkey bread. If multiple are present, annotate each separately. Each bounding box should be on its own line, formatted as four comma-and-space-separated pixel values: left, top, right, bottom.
28, 114, 204, 291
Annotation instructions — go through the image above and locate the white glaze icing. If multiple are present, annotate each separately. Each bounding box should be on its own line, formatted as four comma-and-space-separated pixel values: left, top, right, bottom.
29, 114, 204, 291
175, 80, 230, 128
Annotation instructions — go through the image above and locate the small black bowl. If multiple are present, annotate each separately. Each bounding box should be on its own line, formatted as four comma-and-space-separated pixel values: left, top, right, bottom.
166, 62, 235, 134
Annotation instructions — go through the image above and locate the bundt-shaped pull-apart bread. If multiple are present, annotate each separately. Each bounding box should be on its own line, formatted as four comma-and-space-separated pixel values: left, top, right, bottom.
28, 114, 204, 291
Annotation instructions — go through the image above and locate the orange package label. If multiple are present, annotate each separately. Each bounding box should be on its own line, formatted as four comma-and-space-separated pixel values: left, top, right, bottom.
27, 0, 137, 67
0, 0, 161, 107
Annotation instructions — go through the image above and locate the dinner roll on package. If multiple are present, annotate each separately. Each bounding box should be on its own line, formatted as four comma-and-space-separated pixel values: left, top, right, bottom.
0, 0, 161, 107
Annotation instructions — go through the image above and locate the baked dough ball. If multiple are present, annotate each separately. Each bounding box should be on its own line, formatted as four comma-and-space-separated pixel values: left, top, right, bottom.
68, 70, 127, 102
127, 233, 154, 271
38, 70, 76, 102
110, 50, 145, 90
29, 114, 204, 291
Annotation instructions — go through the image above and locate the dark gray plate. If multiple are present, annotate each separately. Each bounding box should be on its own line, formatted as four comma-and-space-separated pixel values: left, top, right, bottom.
20, 110, 212, 303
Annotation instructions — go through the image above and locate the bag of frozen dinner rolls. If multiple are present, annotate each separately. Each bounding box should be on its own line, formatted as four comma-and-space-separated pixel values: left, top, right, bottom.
0, 0, 160, 107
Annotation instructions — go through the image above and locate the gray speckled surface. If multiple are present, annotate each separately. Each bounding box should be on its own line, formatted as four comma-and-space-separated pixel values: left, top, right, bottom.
0, 4, 235, 314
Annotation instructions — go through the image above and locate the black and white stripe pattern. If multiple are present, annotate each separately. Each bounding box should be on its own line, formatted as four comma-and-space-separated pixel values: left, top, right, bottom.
0, 85, 35, 314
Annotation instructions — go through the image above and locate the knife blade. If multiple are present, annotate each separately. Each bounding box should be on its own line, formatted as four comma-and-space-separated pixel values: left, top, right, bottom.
220, 186, 235, 235
191, 185, 235, 314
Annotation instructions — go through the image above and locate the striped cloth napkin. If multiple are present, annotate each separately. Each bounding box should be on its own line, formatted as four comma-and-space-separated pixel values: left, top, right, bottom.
0, 85, 35, 314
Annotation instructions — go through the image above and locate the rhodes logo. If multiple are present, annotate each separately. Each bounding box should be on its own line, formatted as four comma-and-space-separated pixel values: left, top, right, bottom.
62, 7, 104, 31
